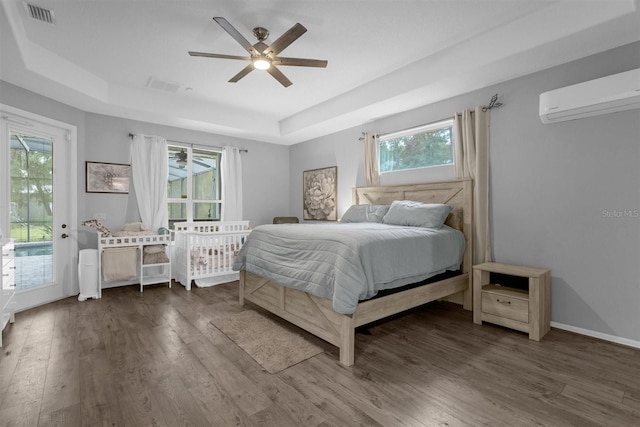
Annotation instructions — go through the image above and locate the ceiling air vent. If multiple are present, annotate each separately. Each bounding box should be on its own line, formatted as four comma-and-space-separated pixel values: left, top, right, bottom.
23, 3, 55, 24
146, 77, 182, 93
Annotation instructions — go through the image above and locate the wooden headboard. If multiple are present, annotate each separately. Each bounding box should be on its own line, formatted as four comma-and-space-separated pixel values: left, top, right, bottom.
352, 179, 474, 308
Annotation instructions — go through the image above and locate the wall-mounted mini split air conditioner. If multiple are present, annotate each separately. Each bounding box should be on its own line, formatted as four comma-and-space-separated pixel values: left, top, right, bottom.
539, 68, 640, 124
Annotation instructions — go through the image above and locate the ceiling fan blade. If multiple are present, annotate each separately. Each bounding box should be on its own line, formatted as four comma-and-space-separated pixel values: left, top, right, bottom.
264, 23, 306, 56
266, 65, 292, 88
213, 17, 259, 55
229, 64, 255, 83
189, 51, 251, 61
273, 57, 328, 68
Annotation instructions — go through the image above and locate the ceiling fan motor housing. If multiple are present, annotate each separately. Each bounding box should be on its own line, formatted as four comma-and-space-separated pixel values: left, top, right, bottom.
253, 27, 269, 42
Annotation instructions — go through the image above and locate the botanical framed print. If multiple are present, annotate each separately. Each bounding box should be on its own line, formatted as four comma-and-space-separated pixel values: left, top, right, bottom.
303, 166, 337, 221
86, 161, 131, 193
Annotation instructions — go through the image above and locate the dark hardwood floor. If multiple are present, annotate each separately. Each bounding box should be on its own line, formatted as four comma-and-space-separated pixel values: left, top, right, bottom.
0, 281, 638, 426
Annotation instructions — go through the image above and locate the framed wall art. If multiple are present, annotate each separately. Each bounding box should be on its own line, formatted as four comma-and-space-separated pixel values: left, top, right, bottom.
86, 161, 131, 193
303, 166, 337, 221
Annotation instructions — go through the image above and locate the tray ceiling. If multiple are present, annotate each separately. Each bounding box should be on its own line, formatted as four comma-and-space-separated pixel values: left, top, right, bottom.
1, 0, 638, 145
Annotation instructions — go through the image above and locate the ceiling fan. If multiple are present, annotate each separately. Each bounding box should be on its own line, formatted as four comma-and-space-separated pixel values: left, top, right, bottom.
170, 148, 217, 170
188, 17, 328, 88
170, 148, 188, 169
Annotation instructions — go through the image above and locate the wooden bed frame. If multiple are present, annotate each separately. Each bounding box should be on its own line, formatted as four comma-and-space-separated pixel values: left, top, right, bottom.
239, 179, 473, 366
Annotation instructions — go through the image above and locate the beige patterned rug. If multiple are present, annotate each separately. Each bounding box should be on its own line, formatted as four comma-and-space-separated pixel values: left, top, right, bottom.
214, 309, 324, 373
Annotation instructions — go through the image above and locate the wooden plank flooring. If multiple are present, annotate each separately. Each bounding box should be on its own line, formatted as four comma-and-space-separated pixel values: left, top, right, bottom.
0, 281, 638, 426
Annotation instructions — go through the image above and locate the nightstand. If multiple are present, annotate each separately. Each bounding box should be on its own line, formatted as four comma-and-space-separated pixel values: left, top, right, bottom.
473, 262, 550, 341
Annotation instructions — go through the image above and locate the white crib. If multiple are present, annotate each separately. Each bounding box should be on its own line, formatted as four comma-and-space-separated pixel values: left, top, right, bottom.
173, 221, 250, 290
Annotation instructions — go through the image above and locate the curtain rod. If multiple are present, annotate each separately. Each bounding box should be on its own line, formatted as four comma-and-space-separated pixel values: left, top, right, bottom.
358, 93, 504, 140
128, 133, 248, 153
358, 118, 452, 141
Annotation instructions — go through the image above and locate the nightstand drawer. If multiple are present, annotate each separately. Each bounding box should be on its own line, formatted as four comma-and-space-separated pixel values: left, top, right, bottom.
482, 291, 528, 323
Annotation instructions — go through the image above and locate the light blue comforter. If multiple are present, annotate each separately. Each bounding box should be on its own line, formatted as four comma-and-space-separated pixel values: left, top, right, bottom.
233, 222, 465, 314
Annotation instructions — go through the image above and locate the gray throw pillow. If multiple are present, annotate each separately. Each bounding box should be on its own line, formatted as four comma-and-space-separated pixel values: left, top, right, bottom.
382, 200, 452, 229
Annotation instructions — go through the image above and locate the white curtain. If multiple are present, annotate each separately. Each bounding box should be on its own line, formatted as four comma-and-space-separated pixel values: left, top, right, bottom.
454, 106, 492, 264
131, 134, 168, 231
221, 146, 243, 221
363, 132, 380, 186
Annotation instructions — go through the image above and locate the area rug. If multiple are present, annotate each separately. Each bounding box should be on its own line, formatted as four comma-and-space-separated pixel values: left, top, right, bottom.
214, 309, 324, 373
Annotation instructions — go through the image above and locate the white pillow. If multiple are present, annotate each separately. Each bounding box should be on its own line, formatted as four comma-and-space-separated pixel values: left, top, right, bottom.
382, 200, 452, 229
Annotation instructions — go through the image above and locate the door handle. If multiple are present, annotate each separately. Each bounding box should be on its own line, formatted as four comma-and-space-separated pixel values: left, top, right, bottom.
61, 233, 69, 239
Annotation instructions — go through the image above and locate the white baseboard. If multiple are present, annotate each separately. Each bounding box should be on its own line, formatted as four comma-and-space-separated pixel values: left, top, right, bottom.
551, 321, 640, 349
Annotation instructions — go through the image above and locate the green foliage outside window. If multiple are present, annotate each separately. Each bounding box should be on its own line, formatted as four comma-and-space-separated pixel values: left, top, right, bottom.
9, 135, 53, 242
379, 125, 453, 173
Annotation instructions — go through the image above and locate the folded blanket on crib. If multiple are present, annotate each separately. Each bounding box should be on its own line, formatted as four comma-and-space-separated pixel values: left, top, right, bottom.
102, 246, 138, 282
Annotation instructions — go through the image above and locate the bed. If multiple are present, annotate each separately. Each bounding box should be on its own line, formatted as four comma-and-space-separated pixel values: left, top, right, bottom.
173, 221, 251, 290
234, 179, 473, 366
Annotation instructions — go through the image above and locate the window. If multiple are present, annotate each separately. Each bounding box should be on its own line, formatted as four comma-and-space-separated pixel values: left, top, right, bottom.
9, 132, 53, 243
378, 119, 454, 173
167, 146, 221, 229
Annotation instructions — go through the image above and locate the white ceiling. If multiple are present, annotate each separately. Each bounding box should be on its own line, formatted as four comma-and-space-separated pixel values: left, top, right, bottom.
1, 0, 639, 145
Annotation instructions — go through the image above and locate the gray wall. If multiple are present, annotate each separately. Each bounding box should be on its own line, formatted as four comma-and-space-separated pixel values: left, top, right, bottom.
290, 41, 640, 344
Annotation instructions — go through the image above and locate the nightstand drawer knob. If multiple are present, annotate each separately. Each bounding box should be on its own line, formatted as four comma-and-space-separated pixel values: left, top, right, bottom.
496, 299, 511, 305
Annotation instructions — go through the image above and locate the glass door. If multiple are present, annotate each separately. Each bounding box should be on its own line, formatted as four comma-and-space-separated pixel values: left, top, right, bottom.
1, 112, 76, 311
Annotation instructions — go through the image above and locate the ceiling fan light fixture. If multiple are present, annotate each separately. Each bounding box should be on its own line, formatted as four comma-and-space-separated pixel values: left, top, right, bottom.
253, 57, 271, 70
177, 158, 187, 169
